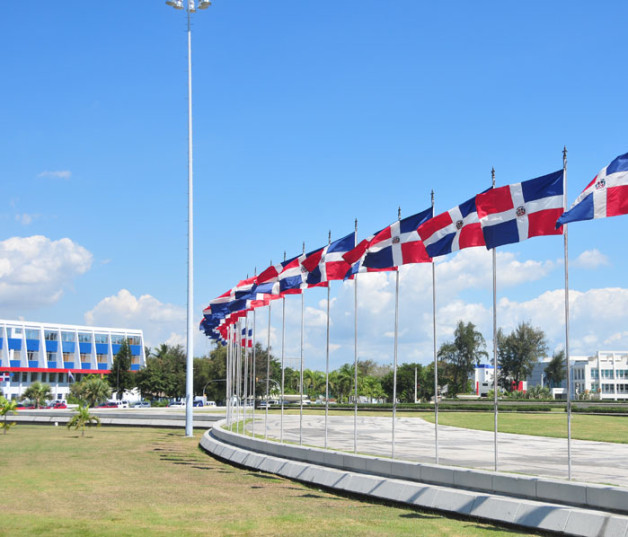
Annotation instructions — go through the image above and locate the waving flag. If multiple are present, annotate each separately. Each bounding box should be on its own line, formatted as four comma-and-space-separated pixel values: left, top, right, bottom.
418, 194, 486, 257
557, 151, 628, 227
476, 170, 564, 249
361, 207, 433, 269
302, 232, 354, 283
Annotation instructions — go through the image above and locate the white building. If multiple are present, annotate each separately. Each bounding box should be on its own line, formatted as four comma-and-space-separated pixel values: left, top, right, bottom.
528, 351, 628, 401
0, 319, 145, 401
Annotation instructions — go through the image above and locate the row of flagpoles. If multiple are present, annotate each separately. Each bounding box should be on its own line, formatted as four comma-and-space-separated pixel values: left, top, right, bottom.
206, 149, 628, 478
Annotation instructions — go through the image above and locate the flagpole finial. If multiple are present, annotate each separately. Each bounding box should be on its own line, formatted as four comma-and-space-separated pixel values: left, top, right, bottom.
354, 218, 358, 233
430, 190, 434, 208
302, 242, 305, 254
563, 146, 568, 165
283, 251, 286, 262
398, 206, 401, 220
328, 230, 332, 244
254, 266, 257, 276
491, 167, 496, 187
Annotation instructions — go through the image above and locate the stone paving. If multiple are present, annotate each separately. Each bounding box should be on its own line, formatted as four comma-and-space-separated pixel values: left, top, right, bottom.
244, 412, 628, 488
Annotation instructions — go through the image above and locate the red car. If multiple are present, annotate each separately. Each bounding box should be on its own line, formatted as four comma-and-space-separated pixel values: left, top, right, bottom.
52, 402, 67, 409
97, 402, 118, 408
16, 403, 36, 410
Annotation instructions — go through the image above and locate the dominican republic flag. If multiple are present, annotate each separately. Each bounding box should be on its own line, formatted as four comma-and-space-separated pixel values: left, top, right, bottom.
556, 151, 628, 227
302, 232, 354, 283
417, 194, 486, 258
476, 170, 564, 249
361, 207, 433, 269
241, 328, 253, 348
231, 276, 257, 299
0, 371, 10, 382
277, 251, 328, 294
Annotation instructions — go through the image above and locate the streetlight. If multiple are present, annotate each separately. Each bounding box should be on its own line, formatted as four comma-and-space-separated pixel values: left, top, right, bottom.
165, 0, 211, 437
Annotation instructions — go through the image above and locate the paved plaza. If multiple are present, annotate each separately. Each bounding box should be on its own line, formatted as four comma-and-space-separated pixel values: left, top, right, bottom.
243, 413, 628, 488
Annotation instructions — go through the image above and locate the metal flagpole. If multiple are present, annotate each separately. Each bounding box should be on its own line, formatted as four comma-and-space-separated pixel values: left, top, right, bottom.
432, 191, 439, 464
325, 231, 331, 449
492, 167, 499, 472
299, 242, 305, 446
265, 293, 272, 440
353, 218, 359, 454
281, 252, 287, 444
226, 324, 232, 426
251, 308, 257, 438
392, 207, 401, 459
236, 319, 242, 435
243, 314, 249, 435
563, 147, 572, 480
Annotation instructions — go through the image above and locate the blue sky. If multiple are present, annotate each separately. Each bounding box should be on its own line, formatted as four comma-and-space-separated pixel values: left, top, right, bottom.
2, 1, 628, 370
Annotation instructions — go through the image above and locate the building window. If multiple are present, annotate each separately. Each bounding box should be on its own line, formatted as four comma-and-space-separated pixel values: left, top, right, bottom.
27, 350, 37, 360
78, 333, 91, 343
63, 352, 73, 362
80, 353, 91, 363
44, 331, 58, 341
111, 335, 124, 345
31, 373, 38, 382
61, 332, 75, 342
591, 369, 599, 379
25, 329, 39, 340
97, 354, 108, 364
49, 373, 56, 383
127, 336, 141, 346
47, 351, 56, 361
21, 372, 27, 382
94, 334, 108, 344
41, 373, 47, 383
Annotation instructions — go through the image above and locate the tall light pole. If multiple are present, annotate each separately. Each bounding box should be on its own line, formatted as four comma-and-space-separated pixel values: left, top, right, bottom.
165, 0, 211, 437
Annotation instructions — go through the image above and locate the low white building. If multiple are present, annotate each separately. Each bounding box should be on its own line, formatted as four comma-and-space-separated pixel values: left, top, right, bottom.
528, 351, 628, 401
0, 319, 145, 401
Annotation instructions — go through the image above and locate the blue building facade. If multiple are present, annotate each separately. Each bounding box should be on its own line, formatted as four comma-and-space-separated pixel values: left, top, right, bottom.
0, 319, 145, 400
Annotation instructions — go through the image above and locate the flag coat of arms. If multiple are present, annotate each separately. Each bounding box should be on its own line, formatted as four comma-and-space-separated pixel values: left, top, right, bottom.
362, 207, 433, 269
417, 195, 486, 257
476, 170, 564, 249
557, 151, 628, 227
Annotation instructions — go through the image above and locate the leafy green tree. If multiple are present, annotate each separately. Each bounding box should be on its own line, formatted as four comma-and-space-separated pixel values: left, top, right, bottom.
497, 322, 548, 391
135, 344, 186, 399
438, 321, 488, 395
22, 381, 52, 408
0, 396, 18, 435
108, 339, 135, 400
70, 375, 112, 407
544, 350, 566, 388
329, 364, 354, 403
382, 363, 428, 403
67, 405, 100, 437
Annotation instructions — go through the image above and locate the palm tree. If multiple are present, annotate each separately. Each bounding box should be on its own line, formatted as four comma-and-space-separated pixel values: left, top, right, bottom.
70, 375, 112, 407
22, 381, 53, 409
67, 405, 101, 437
0, 396, 18, 435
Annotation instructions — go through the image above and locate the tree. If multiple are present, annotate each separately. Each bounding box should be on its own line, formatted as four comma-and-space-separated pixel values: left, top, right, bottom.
108, 339, 135, 400
497, 322, 548, 391
329, 364, 354, 403
22, 381, 52, 408
544, 350, 566, 388
0, 396, 18, 435
67, 405, 100, 437
70, 375, 112, 407
135, 344, 186, 399
438, 321, 488, 395
382, 363, 428, 403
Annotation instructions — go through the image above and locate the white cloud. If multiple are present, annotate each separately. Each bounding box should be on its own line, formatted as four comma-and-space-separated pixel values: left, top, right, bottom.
572, 249, 610, 270
15, 213, 36, 226
38, 170, 71, 180
0, 235, 92, 309
85, 289, 186, 352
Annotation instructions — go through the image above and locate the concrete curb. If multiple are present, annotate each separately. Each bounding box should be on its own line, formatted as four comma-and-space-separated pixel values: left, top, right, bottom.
201, 421, 628, 537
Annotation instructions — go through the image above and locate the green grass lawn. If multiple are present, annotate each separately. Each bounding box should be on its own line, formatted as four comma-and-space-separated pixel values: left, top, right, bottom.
0, 425, 544, 537
419, 412, 628, 443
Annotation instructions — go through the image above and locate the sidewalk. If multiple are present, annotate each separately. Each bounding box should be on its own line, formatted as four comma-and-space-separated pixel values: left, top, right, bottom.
252, 414, 628, 488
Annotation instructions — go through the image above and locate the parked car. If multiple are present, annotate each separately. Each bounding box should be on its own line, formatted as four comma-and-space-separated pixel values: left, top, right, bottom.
132, 401, 151, 408
97, 402, 118, 408
169, 401, 186, 408
16, 402, 36, 410
52, 401, 67, 409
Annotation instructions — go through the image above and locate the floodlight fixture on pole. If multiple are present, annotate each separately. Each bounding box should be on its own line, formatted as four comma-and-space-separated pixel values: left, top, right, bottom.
165, 0, 211, 437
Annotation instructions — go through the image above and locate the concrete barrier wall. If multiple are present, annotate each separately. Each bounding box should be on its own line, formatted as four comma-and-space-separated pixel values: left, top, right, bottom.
208, 421, 628, 516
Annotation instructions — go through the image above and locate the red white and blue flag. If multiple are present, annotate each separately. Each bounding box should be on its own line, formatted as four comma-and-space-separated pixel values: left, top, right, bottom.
361, 207, 433, 269
0, 371, 10, 382
417, 194, 486, 257
476, 170, 564, 249
556, 151, 628, 227
302, 232, 354, 283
